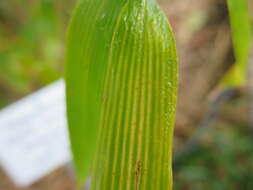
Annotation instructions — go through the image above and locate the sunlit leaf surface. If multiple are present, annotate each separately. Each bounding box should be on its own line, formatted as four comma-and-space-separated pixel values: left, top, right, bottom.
65, 0, 178, 189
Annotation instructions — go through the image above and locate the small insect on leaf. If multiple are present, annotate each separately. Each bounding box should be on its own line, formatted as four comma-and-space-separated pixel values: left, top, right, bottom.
65, 0, 178, 189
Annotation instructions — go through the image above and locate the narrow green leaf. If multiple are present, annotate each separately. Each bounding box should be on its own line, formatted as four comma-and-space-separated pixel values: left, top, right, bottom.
225, 0, 252, 86
65, 0, 178, 188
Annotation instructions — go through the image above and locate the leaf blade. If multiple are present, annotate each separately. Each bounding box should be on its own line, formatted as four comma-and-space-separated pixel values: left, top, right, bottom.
91, 2, 178, 189
225, 0, 252, 86
65, 0, 178, 189
65, 0, 127, 182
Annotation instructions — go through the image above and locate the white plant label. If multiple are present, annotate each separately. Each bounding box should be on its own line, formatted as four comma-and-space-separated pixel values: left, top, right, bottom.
0, 80, 71, 187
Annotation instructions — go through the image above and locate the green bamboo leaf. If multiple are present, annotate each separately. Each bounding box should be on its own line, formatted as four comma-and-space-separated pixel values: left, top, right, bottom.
65, 0, 178, 188
225, 0, 252, 86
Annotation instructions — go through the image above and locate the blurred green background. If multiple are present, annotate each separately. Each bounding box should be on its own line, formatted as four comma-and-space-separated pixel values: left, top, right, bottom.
0, 0, 75, 108
174, 120, 253, 190
0, 0, 253, 190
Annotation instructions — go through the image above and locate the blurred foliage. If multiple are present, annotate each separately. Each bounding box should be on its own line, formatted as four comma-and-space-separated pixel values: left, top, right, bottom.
174, 121, 253, 190
0, 0, 76, 108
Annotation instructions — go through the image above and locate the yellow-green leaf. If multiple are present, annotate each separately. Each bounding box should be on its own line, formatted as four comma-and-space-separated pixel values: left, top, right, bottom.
65, 0, 178, 188
225, 0, 252, 86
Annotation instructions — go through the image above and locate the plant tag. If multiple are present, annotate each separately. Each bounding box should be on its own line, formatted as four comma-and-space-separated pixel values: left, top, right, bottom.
0, 80, 71, 187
